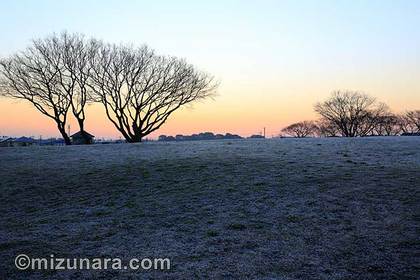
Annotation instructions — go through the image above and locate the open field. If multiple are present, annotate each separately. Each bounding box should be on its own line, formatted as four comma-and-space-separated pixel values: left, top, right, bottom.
0, 137, 419, 279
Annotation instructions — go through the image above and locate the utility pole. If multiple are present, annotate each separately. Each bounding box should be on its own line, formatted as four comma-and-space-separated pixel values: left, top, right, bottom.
67, 124, 71, 137
263, 127, 266, 138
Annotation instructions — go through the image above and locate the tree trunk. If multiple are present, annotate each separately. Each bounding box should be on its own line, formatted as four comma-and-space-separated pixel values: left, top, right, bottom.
77, 118, 85, 132
57, 123, 71, 145
129, 134, 142, 143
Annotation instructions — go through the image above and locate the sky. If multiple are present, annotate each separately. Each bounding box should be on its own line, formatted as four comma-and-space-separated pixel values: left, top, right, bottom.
0, 0, 419, 139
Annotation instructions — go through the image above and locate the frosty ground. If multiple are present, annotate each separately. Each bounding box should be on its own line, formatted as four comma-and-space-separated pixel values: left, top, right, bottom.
0, 137, 419, 279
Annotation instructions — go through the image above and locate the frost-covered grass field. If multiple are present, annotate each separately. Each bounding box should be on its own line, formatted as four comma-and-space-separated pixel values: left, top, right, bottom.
0, 137, 419, 279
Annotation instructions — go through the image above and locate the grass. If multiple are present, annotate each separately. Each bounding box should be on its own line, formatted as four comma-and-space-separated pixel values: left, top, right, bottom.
0, 137, 419, 279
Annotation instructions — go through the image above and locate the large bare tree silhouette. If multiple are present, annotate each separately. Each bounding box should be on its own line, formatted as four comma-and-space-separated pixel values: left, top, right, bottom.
48, 32, 98, 133
315, 91, 388, 137
0, 41, 72, 144
88, 43, 217, 142
0, 33, 216, 143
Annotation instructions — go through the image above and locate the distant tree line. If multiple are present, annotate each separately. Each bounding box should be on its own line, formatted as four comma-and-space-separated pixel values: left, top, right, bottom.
281, 91, 420, 138
158, 132, 270, 141
0, 32, 217, 144
158, 132, 242, 142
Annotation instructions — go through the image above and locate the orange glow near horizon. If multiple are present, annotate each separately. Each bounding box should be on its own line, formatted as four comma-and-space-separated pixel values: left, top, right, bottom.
1, 78, 419, 140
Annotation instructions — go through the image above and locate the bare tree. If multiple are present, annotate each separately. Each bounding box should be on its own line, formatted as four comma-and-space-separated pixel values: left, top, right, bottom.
405, 110, 420, 132
0, 43, 72, 144
34, 32, 98, 134
88, 43, 217, 142
397, 114, 414, 134
314, 90, 388, 137
373, 114, 401, 136
0, 32, 99, 144
54, 33, 98, 133
358, 104, 391, 136
281, 121, 318, 138
315, 119, 339, 137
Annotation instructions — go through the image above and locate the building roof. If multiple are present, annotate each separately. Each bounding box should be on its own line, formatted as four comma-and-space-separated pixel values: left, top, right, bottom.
70, 131, 95, 138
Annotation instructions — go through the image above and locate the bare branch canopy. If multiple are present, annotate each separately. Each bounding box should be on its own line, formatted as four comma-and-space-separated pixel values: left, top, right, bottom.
0, 38, 73, 144
0, 33, 217, 144
88, 43, 217, 142
314, 90, 389, 137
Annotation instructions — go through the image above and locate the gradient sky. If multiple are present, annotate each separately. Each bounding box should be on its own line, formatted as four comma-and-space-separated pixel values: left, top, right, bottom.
1, 0, 419, 139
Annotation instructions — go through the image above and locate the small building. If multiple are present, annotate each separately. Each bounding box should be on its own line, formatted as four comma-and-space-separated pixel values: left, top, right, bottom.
70, 131, 95, 145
